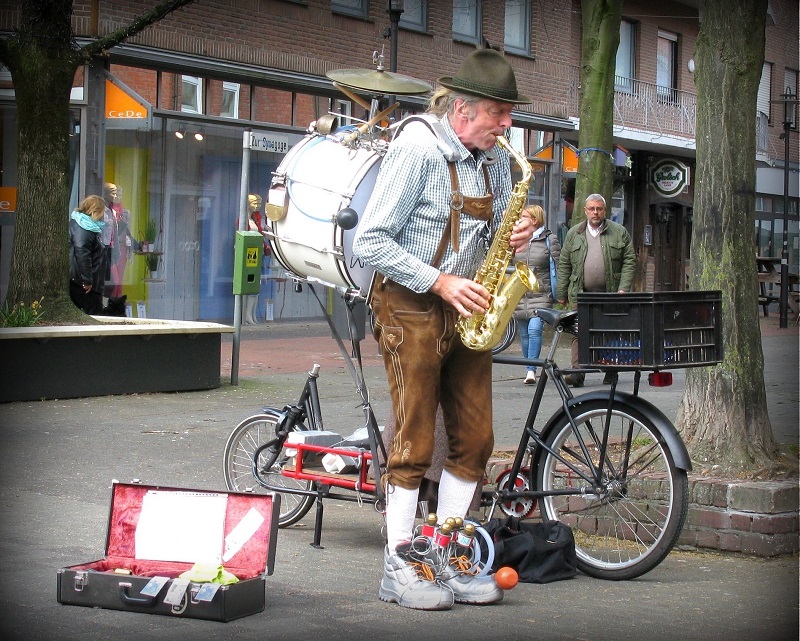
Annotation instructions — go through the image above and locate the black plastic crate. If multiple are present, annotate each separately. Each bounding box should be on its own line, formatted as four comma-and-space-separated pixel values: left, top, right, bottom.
577, 291, 722, 370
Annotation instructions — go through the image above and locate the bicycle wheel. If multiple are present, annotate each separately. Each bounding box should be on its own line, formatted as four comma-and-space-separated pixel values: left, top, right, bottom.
223, 411, 316, 527
492, 321, 518, 354
536, 399, 688, 580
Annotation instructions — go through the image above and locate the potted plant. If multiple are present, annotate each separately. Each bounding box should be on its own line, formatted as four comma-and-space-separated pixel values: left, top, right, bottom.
140, 217, 158, 253
144, 252, 160, 277
139, 218, 160, 277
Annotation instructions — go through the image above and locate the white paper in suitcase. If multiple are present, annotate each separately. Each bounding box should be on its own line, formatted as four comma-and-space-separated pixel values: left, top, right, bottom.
57, 481, 280, 621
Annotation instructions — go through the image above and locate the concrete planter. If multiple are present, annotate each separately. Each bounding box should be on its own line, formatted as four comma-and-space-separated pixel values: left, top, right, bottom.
0, 317, 234, 402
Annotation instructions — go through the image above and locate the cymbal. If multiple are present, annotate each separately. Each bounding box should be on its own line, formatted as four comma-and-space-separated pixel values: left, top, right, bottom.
326, 68, 432, 96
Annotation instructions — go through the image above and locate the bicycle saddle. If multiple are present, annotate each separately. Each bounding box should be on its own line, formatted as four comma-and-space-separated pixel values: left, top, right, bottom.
537, 308, 578, 330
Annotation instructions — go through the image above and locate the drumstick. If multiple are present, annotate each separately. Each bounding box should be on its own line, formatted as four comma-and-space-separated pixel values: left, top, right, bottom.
332, 82, 372, 110
343, 102, 399, 143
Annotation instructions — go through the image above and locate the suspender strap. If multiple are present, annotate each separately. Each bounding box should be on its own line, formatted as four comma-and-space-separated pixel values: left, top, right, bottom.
431, 163, 493, 268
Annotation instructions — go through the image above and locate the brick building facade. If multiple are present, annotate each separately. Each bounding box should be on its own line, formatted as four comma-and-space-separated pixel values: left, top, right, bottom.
0, 0, 796, 321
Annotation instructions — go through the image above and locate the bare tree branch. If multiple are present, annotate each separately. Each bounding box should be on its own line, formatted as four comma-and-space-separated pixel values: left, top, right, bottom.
79, 0, 196, 59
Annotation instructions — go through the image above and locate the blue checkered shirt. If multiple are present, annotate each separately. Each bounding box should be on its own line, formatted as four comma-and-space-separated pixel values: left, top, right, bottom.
352, 115, 512, 293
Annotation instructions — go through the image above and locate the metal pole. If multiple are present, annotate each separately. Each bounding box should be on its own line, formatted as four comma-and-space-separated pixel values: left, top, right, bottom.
779, 88, 794, 329
231, 129, 252, 385
388, 1, 403, 73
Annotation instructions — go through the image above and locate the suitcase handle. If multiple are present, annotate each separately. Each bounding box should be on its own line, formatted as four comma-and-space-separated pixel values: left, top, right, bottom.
118, 582, 156, 607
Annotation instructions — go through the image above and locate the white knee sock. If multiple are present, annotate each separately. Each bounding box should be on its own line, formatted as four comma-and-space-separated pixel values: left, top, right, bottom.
435, 470, 478, 524
385, 484, 420, 554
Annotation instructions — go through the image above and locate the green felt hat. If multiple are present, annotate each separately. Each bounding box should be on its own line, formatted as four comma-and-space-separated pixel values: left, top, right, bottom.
438, 48, 531, 104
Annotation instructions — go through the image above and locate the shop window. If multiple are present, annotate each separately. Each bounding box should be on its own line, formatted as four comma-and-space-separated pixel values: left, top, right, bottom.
615, 19, 636, 93
181, 75, 203, 114
504, 0, 531, 56
400, 0, 427, 32
331, 0, 368, 19
221, 82, 240, 119
453, 0, 481, 44
656, 30, 678, 102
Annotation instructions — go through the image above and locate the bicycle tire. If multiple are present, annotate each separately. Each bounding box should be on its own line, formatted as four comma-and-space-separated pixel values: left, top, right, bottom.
492, 321, 518, 354
536, 398, 688, 580
223, 411, 316, 527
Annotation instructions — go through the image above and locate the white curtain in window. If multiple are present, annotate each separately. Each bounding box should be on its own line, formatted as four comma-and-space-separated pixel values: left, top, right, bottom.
504, 0, 530, 53
181, 76, 202, 114
656, 30, 677, 94
453, 0, 480, 41
615, 20, 635, 91
757, 62, 773, 120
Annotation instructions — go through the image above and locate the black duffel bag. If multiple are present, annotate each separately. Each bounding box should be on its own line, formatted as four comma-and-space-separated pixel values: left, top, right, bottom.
482, 516, 578, 583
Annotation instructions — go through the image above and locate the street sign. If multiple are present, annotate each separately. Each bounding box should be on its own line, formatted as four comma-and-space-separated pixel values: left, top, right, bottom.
248, 130, 289, 154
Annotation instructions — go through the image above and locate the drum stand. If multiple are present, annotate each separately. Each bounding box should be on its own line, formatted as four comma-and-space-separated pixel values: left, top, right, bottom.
306, 283, 387, 515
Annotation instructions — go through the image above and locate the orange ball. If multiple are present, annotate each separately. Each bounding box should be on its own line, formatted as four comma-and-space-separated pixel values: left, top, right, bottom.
494, 566, 519, 590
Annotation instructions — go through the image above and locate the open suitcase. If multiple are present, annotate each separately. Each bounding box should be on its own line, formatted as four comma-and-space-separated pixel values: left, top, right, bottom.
57, 481, 280, 622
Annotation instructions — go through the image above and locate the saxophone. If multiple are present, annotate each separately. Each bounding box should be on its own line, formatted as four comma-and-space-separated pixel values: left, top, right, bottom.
456, 135, 539, 351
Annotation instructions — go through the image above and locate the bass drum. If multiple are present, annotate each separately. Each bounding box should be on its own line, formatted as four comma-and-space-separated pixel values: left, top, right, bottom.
265, 133, 381, 298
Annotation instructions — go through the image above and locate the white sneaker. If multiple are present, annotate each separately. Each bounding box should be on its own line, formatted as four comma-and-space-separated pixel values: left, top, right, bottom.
524, 371, 536, 385
379, 545, 454, 610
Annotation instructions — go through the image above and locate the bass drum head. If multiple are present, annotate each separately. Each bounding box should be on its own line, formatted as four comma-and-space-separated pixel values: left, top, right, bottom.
267, 134, 380, 297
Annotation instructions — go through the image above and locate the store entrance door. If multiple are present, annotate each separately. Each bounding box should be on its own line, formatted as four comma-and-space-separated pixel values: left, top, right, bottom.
653, 203, 689, 291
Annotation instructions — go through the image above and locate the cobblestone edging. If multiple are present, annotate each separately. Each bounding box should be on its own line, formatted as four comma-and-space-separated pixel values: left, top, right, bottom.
484, 456, 799, 558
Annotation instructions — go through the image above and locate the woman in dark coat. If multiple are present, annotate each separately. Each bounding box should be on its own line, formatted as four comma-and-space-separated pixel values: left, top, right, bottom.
69, 195, 108, 314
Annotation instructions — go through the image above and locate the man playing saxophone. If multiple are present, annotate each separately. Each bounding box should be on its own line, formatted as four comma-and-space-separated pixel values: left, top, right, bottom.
352, 48, 534, 611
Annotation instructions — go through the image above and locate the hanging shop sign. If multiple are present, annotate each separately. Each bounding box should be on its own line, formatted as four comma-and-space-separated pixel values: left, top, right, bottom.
0, 187, 17, 212
562, 142, 579, 173
651, 159, 690, 197
104, 72, 152, 129
533, 141, 579, 173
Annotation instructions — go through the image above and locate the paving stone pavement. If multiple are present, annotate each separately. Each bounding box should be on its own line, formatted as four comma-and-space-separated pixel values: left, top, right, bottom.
0, 314, 796, 641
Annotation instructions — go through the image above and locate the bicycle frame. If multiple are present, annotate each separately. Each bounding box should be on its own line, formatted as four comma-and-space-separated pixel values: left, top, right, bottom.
485, 310, 691, 519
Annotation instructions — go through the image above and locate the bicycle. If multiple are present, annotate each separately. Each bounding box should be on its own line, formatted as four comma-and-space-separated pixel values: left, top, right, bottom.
483, 306, 693, 580
491, 319, 517, 354
223, 292, 718, 580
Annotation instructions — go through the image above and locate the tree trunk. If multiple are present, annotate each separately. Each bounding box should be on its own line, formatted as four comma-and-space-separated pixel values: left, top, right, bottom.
676, 0, 780, 475
2, 2, 84, 321
573, 0, 621, 224
0, 0, 196, 322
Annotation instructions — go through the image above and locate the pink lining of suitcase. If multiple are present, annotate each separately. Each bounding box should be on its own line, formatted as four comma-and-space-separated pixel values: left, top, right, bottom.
69, 484, 273, 580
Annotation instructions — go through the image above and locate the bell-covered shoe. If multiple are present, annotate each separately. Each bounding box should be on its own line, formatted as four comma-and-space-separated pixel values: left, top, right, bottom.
379, 545, 454, 610
438, 555, 504, 605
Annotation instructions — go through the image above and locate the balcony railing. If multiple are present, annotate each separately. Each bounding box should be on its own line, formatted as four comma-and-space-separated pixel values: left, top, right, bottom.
613, 76, 697, 139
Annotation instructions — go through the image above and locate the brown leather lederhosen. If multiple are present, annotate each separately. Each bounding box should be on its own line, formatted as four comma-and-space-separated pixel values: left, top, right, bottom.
371, 161, 497, 491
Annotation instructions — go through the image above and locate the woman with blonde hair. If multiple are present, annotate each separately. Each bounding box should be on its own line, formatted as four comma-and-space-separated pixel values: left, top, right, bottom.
69, 195, 108, 314
513, 204, 561, 384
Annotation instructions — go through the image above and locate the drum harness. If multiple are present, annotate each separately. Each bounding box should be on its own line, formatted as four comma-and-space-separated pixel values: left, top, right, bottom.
378, 114, 497, 280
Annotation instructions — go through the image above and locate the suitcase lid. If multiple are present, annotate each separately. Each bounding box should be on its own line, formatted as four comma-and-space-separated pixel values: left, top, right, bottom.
104, 482, 279, 577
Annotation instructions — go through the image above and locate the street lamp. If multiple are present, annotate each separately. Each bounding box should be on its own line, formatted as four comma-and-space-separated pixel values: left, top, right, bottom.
388, 1, 404, 73
779, 86, 796, 328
